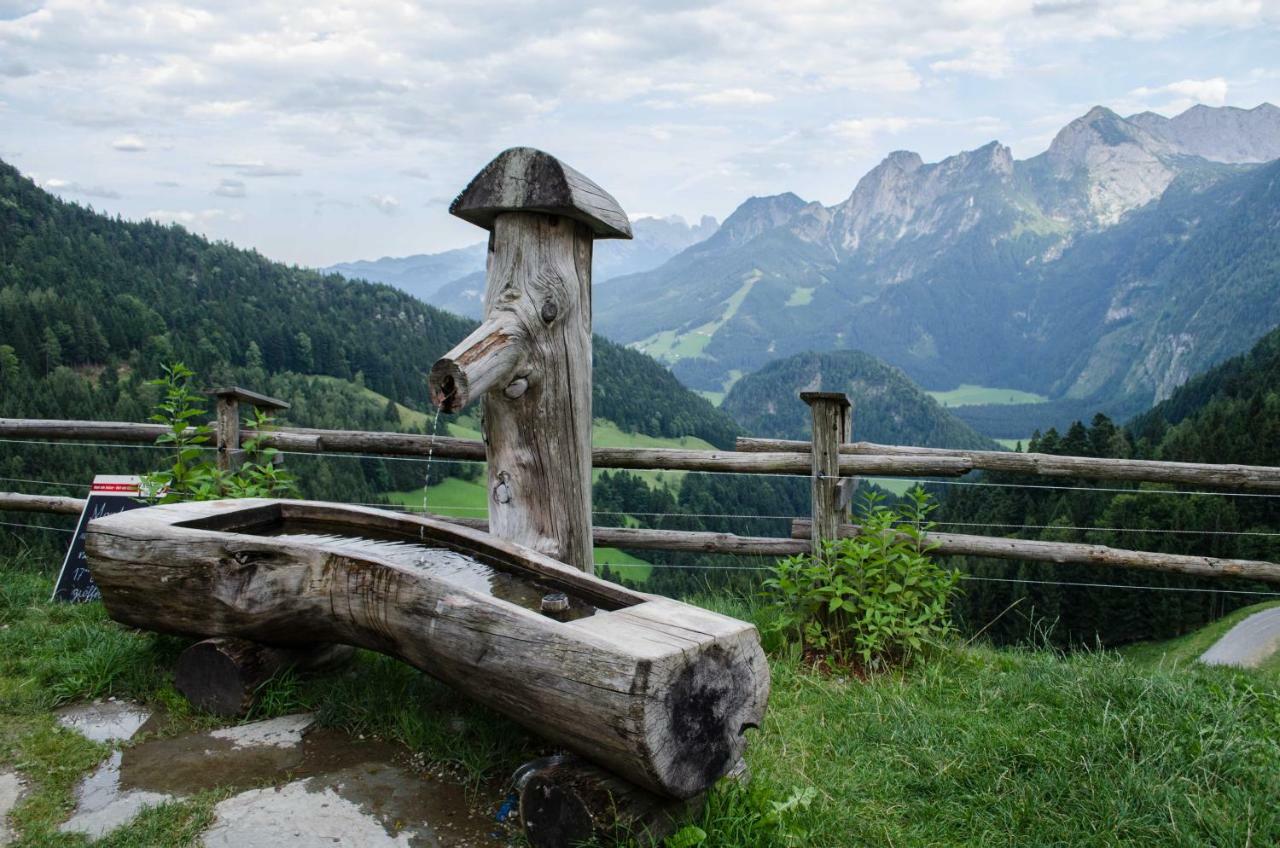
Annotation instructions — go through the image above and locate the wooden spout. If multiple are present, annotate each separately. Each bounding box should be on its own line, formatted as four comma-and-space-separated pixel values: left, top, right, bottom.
429, 314, 523, 413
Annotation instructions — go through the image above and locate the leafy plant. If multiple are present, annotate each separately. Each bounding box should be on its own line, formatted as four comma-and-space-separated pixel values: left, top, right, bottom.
763, 487, 959, 670
144, 362, 296, 502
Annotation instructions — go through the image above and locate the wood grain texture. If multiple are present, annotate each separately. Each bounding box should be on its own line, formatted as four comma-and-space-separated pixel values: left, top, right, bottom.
802, 392, 852, 554
791, 519, 1280, 583
450, 147, 632, 239
84, 499, 769, 798
431, 213, 598, 571
737, 437, 1280, 492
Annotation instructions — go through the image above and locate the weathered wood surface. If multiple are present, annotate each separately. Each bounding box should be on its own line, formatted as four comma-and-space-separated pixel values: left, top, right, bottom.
430, 212, 598, 571
802, 392, 852, 555
213, 394, 244, 472
515, 754, 706, 847
0, 418, 166, 443
739, 437, 1280, 492
450, 147, 632, 239
207, 386, 290, 411
85, 499, 769, 798
0, 491, 86, 515
429, 148, 632, 573
174, 636, 353, 717
442, 516, 809, 556
791, 519, 1280, 583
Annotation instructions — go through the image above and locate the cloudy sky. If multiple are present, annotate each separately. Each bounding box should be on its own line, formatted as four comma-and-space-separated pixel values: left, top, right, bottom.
1, 1, 1277, 267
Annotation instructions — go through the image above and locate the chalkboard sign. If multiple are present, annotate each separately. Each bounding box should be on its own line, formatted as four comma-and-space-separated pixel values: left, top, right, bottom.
52, 476, 151, 603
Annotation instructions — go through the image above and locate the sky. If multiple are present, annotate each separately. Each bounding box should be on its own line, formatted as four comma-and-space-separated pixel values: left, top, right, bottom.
1, 1, 1278, 267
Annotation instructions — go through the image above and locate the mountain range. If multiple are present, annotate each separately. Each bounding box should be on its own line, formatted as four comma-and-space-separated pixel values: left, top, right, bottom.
586, 103, 1280, 418
327, 214, 719, 314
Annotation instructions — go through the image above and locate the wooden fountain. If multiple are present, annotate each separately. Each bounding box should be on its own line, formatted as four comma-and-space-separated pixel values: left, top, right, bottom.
84, 148, 770, 841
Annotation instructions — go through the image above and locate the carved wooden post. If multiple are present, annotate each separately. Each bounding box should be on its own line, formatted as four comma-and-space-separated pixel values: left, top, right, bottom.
209, 387, 290, 472
801, 392, 852, 557
429, 148, 631, 572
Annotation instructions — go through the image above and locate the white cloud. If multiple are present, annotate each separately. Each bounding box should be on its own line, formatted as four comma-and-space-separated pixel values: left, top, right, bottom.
43, 178, 120, 199
367, 194, 399, 214
1131, 77, 1230, 107
111, 134, 146, 152
146, 208, 239, 226
691, 88, 776, 106
214, 178, 245, 198
828, 116, 941, 142
211, 160, 301, 178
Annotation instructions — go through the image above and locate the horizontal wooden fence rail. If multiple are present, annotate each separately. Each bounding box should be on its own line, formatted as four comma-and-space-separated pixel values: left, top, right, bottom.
8, 418, 1280, 490
12, 489, 1278, 584
737, 436, 1280, 492
0, 491, 86, 515
445, 515, 809, 557
792, 519, 1280, 584
0, 418, 973, 478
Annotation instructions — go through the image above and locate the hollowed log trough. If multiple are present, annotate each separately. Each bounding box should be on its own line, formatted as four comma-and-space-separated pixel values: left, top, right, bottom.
84, 498, 769, 798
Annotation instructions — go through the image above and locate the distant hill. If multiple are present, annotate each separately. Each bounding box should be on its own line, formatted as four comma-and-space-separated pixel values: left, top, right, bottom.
327, 214, 719, 319
722, 350, 996, 449
589, 103, 1280, 424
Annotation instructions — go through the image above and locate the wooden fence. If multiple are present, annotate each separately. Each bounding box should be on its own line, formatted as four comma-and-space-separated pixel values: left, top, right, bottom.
3, 388, 1280, 584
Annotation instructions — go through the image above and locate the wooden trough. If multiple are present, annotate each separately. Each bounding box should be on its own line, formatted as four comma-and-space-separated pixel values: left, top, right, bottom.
84, 497, 769, 799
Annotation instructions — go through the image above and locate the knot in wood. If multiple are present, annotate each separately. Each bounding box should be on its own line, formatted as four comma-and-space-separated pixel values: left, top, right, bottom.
540, 300, 559, 323
493, 472, 513, 505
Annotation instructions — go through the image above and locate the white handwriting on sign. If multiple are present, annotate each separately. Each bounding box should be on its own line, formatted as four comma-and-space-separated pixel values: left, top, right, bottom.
69, 585, 102, 602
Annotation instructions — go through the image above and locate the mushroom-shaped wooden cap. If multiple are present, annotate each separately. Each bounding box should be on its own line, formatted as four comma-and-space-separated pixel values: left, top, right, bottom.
450, 147, 632, 239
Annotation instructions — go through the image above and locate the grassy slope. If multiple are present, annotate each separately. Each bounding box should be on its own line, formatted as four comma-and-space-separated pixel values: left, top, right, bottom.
926, 384, 1049, 407
3, 555, 1279, 846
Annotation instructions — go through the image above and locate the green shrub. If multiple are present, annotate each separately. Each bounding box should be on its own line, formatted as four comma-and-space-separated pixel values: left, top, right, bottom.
763, 488, 959, 670
144, 362, 296, 501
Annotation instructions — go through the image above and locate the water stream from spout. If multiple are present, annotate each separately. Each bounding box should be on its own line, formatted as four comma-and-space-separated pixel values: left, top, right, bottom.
420, 408, 442, 540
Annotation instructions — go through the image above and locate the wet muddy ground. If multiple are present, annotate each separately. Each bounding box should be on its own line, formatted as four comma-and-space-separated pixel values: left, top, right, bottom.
51, 703, 511, 847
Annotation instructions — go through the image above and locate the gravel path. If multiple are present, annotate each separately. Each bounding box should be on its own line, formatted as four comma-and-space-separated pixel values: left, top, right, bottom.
1199, 607, 1280, 668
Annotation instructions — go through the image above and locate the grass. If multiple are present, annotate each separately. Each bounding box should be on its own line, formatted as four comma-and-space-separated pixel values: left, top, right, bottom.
994, 437, 1029, 451
927, 384, 1050, 407
6, 549, 1280, 846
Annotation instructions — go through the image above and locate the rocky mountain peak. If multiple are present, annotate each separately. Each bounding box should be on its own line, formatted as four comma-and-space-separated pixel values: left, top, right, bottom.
1130, 102, 1280, 164
1044, 105, 1179, 226
708, 192, 809, 249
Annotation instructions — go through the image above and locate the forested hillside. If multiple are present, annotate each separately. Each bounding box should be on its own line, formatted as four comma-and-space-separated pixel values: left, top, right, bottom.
723, 350, 995, 448
0, 158, 737, 518
942, 325, 1280, 647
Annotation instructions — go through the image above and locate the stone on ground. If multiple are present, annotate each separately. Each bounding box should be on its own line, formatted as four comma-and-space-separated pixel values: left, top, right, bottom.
55, 699, 151, 743
0, 770, 27, 846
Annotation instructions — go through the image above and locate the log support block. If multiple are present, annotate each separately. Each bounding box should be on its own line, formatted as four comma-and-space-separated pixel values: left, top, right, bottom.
514, 755, 748, 847
174, 636, 354, 717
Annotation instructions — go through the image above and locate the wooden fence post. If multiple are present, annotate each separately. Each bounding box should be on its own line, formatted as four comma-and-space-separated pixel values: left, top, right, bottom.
801, 391, 852, 557
428, 148, 631, 572
209, 387, 290, 472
